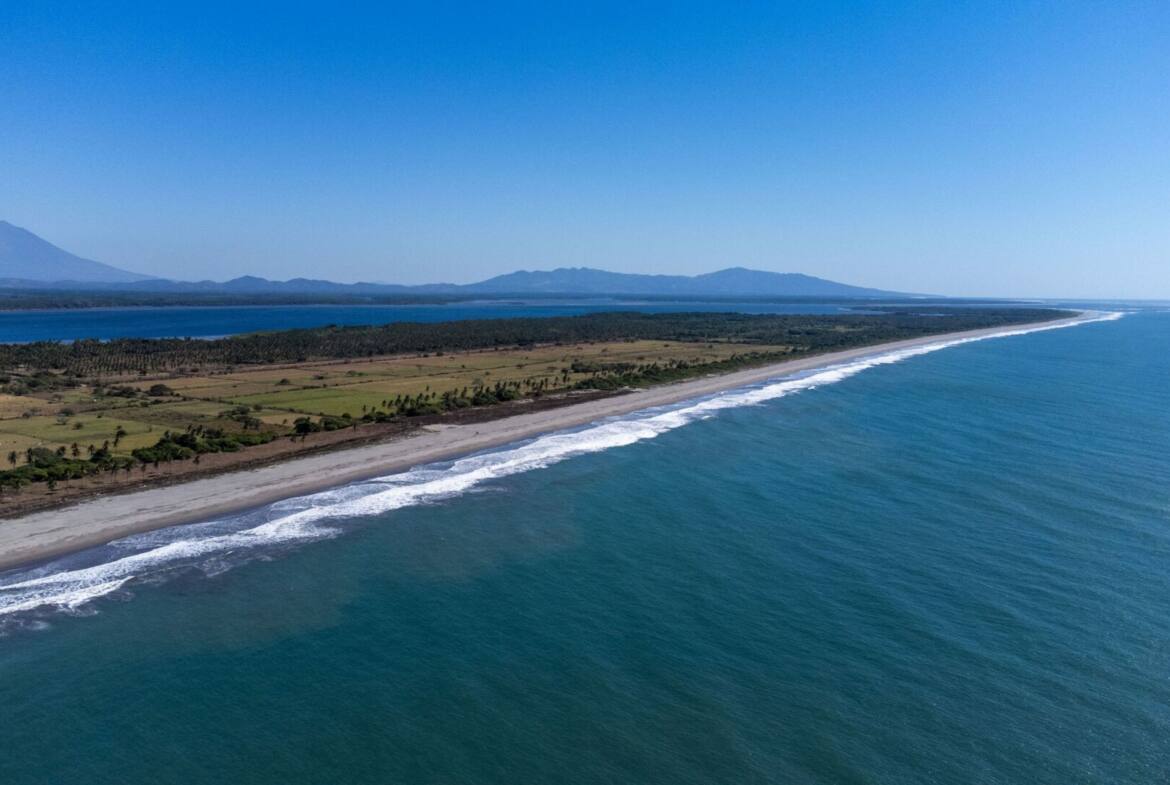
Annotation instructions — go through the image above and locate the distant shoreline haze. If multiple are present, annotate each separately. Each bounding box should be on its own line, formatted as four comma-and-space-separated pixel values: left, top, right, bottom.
0, 220, 912, 298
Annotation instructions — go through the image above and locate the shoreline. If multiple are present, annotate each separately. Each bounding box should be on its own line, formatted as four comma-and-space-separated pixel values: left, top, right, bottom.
0, 313, 1091, 572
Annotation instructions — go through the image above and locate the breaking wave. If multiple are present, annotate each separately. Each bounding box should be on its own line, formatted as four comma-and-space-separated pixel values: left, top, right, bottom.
0, 311, 1123, 626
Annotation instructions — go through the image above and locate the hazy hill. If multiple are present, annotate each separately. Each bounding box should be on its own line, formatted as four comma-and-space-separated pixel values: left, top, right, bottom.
0, 221, 153, 283
463, 267, 899, 297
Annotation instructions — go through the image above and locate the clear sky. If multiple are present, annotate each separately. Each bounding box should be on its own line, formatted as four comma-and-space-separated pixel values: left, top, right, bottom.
2, 2, 1167, 297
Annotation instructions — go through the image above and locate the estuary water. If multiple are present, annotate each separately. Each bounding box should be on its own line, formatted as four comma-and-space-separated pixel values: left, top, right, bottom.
0, 309, 1167, 784
0, 300, 858, 342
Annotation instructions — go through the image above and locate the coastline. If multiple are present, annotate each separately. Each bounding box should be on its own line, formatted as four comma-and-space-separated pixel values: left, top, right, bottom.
0, 312, 1092, 572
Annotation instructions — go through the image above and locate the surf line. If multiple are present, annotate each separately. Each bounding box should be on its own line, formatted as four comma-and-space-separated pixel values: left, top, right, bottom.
0, 311, 1123, 621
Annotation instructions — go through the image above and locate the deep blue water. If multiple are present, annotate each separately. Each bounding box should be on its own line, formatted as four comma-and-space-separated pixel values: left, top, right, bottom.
0, 300, 858, 342
1, 310, 1167, 784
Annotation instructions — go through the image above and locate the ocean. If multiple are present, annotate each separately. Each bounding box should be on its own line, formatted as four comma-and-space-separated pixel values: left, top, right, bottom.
1, 309, 1167, 783
0, 300, 860, 342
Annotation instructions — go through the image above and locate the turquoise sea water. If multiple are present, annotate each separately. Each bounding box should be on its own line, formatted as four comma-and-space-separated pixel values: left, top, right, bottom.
1, 310, 1167, 783
0, 300, 856, 342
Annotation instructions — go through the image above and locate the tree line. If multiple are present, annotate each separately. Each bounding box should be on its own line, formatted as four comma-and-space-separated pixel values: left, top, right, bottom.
0, 309, 1066, 379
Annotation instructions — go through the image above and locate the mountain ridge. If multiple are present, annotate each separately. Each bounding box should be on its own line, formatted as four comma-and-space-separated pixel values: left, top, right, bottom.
461, 266, 899, 297
0, 222, 910, 298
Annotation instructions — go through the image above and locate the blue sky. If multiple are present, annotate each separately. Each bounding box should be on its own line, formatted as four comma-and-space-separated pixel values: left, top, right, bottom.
2, 2, 1167, 297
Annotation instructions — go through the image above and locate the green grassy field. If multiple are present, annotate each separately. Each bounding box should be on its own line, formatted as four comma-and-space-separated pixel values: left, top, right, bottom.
0, 340, 780, 458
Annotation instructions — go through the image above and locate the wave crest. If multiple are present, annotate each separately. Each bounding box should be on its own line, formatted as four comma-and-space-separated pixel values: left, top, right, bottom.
0, 311, 1122, 623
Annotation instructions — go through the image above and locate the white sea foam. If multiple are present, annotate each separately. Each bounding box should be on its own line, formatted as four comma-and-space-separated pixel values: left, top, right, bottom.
0, 311, 1123, 621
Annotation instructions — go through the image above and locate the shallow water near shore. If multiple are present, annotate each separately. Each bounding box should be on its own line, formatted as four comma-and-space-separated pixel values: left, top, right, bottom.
1, 310, 1167, 783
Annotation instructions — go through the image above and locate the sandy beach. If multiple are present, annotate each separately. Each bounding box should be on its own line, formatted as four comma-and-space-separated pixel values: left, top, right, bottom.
0, 313, 1088, 571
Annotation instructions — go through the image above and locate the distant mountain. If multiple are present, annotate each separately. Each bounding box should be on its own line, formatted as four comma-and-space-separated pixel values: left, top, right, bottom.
0, 221, 154, 283
463, 267, 899, 297
5, 268, 906, 298
0, 222, 909, 298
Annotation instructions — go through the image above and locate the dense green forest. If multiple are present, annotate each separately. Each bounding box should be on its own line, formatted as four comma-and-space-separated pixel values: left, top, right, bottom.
0, 288, 1017, 310
0, 309, 1066, 378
